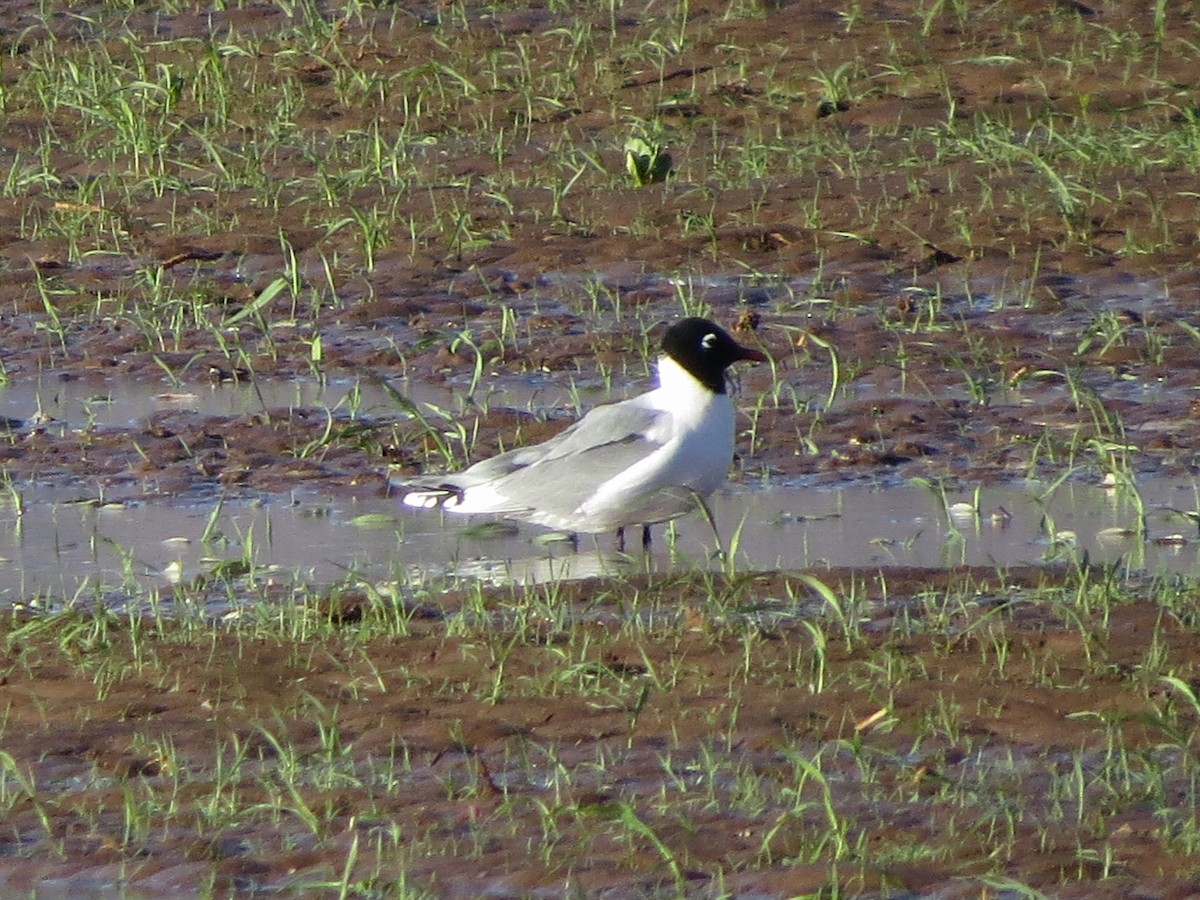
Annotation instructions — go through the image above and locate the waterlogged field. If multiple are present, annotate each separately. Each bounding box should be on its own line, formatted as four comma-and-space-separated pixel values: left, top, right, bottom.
4, 0, 1200, 896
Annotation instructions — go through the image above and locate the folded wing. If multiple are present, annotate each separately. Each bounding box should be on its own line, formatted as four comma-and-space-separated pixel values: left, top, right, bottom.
399, 401, 671, 524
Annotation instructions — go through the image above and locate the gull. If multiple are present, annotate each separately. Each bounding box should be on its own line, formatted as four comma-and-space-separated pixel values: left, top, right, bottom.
397, 317, 766, 550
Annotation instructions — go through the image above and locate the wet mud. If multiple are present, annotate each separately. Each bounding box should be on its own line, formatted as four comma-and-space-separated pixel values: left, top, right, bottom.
5, 568, 1200, 898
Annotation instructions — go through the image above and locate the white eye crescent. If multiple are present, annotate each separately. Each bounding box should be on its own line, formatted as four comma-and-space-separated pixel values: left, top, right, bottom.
701, 332, 717, 349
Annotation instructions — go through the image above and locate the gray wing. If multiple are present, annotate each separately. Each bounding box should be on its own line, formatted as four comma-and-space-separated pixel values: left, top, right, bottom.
400, 401, 668, 515
397, 442, 542, 505
476, 402, 670, 516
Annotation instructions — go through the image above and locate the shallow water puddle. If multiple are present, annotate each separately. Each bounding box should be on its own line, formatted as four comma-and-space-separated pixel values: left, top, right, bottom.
0, 371, 568, 430
3, 371, 1200, 605
2, 475, 1198, 608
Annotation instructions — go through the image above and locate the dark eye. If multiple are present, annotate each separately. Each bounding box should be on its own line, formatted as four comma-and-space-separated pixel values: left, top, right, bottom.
701, 333, 717, 349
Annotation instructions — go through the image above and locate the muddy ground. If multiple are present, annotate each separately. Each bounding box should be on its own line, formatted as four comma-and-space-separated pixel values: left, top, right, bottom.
3, 0, 1200, 896
4, 566, 1200, 899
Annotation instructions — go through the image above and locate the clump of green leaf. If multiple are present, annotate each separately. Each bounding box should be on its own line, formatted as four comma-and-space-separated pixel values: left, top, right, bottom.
624, 137, 672, 186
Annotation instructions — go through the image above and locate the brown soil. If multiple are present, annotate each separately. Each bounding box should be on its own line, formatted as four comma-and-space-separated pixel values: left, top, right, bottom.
5, 568, 1200, 897
3, 0, 1200, 895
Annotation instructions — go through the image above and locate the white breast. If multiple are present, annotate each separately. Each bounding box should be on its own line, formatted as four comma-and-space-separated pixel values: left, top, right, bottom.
572, 356, 735, 531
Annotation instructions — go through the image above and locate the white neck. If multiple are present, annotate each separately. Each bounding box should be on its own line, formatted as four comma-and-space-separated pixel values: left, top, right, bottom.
653, 354, 723, 412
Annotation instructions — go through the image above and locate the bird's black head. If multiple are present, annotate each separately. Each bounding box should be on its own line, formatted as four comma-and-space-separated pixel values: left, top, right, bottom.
660, 317, 767, 394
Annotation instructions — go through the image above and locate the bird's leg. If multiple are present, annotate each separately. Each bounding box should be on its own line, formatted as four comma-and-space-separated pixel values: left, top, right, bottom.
641, 525, 652, 550
616, 526, 626, 553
